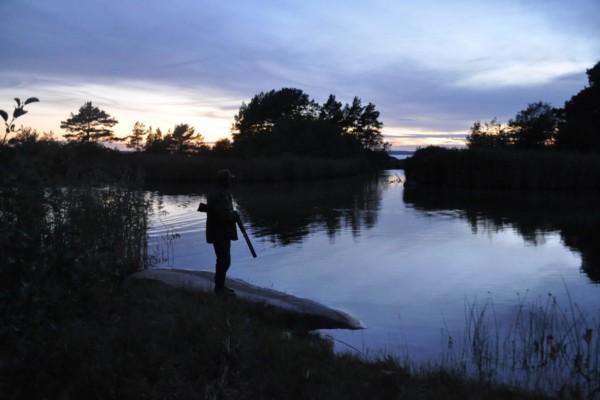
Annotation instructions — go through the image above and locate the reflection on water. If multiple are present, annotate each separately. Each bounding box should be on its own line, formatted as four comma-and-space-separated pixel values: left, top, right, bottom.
403, 185, 600, 283
147, 173, 385, 246
147, 171, 600, 362
234, 175, 384, 244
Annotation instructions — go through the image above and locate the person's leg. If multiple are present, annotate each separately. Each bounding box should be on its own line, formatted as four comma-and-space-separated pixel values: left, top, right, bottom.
213, 240, 231, 290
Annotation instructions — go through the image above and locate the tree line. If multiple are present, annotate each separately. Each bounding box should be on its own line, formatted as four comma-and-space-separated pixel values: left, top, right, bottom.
466, 61, 600, 153
2, 88, 387, 158
231, 88, 387, 156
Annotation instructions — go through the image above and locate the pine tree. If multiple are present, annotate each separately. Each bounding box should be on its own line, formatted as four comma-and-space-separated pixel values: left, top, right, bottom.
126, 121, 146, 151
341, 97, 364, 133
167, 124, 205, 153
60, 101, 118, 142
356, 102, 385, 151
319, 94, 344, 124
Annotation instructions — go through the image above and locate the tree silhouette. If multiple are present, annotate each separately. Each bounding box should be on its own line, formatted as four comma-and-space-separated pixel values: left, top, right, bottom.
125, 121, 147, 151
231, 88, 386, 156
556, 61, 600, 153
338, 97, 386, 151
1, 97, 39, 144
340, 96, 364, 133
466, 103, 558, 150
10, 127, 39, 145
60, 102, 118, 142
466, 118, 512, 148
356, 102, 386, 151
509, 102, 559, 149
233, 88, 318, 138
144, 127, 168, 153
319, 94, 344, 124
167, 123, 205, 153
212, 138, 232, 155
142, 124, 204, 154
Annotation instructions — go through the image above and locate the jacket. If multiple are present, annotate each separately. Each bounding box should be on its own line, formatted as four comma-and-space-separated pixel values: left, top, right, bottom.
205, 188, 238, 243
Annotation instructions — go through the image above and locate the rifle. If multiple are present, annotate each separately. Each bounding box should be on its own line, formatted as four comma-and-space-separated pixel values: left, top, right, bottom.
235, 212, 257, 258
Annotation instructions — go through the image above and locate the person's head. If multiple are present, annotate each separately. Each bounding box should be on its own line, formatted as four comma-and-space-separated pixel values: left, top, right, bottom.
216, 169, 234, 188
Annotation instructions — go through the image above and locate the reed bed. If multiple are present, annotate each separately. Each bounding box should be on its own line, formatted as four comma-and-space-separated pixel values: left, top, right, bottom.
441, 291, 600, 398
1, 182, 149, 337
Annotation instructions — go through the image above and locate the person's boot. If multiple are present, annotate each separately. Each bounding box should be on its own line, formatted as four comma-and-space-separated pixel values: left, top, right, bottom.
214, 286, 236, 296
223, 286, 236, 295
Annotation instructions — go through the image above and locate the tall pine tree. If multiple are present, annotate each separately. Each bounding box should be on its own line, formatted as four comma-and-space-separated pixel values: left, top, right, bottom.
61, 102, 118, 142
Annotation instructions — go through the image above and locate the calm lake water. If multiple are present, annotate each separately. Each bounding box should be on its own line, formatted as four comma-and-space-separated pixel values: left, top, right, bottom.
147, 170, 600, 362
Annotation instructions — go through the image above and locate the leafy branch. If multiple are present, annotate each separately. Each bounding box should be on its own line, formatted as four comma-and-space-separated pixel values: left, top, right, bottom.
1, 97, 39, 144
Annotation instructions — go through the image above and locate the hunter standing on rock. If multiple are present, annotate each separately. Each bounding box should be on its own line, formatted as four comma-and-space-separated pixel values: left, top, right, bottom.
202, 169, 238, 295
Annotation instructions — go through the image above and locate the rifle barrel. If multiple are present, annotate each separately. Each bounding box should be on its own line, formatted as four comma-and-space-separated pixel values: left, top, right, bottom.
236, 215, 257, 258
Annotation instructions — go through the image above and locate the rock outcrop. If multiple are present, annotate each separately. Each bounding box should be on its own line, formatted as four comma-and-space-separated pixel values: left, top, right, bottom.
130, 268, 364, 330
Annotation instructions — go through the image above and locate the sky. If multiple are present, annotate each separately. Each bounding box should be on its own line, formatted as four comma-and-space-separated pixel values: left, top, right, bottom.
1, 0, 598, 150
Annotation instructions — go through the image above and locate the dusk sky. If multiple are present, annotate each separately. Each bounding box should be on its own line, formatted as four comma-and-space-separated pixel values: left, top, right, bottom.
2, 0, 598, 149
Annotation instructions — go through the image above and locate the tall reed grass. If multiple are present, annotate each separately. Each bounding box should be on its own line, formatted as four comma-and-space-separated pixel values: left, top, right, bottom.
1, 182, 149, 330
441, 291, 600, 398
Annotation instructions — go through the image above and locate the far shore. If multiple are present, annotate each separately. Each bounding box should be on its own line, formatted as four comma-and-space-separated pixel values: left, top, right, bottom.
2, 140, 404, 185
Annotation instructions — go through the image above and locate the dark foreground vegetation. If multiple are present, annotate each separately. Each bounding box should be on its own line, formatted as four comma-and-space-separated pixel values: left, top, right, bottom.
5, 277, 553, 400
406, 61, 600, 190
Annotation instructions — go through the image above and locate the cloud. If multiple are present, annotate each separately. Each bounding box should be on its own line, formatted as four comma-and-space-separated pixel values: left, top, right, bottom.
1, 0, 598, 145
0, 73, 242, 140
454, 62, 593, 89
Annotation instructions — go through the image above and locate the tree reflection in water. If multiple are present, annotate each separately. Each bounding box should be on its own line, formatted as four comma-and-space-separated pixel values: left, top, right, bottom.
403, 185, 600, 283
233, 174, 385, 245
147, 173, 386, 247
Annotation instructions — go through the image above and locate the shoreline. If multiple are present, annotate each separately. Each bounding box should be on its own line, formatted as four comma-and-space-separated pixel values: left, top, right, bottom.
5, 277, 546, 399
130, 268, 364, 330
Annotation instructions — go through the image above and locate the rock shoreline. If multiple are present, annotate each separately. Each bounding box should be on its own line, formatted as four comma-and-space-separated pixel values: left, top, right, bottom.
130, 268, 364, 330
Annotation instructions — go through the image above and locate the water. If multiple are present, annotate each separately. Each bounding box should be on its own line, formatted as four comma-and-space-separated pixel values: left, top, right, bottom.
147, 170, 600, 361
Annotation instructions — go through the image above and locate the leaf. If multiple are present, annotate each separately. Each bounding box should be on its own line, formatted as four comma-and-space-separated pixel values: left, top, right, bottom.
14, 98, 21, 107
24, 97, 40, 105
0, 110, 7, 121
13, 108, 27, 119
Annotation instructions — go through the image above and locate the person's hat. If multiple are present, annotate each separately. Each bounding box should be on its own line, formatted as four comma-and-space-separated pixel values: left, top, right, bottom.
216, 169, 235, 182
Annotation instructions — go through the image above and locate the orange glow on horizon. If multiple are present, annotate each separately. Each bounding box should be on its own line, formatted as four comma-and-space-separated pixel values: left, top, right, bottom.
0, 77, 468, 150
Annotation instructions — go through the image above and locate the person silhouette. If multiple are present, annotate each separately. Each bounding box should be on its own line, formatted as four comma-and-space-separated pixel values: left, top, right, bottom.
203, 169, 238, 295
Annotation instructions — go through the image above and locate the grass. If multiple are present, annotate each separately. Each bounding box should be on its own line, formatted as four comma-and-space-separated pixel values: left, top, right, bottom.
0, 183, 148, 294
405, 146, 600, 190
0, 182, 149, 375
441, 292, 600, 399
2, 279, 547, 400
